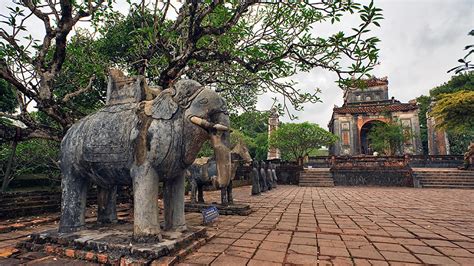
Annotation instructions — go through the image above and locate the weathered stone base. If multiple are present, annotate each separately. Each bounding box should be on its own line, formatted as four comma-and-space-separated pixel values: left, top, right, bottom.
17, 222, 212, 265
185, 202, 252, 216
332, 169, 413, 186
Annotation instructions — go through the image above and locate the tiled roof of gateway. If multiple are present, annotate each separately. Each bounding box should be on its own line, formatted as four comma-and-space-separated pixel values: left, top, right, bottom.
333, 103, 417, 114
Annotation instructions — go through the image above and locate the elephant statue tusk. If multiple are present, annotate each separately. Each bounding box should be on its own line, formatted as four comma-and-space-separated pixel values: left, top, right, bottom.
190, 116, 229, 131
213, 124, 229, 131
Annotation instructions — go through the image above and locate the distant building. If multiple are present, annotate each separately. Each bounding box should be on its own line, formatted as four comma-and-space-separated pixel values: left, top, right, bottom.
328, 77, 422, 156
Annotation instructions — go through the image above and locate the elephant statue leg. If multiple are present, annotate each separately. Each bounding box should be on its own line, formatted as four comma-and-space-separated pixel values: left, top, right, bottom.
221, 187, 228, 205
190, 178, 198, 204
131, 163, 161, 240
227, 180, 233, 204
197, 183, 205, 203
97, 185, 118, 224
58, 169, 89, 233
163, 172, 186, 232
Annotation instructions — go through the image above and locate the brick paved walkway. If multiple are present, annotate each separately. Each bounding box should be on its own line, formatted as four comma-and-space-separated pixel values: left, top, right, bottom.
181, 185, 474, 265
1, 185, 473, 265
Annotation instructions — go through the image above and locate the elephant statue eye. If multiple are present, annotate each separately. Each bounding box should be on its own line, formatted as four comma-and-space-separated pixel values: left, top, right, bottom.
199, 98, 209, 105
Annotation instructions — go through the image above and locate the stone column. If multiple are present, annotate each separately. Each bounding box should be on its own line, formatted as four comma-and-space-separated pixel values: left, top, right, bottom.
427, 104, 450, 155
267, 108, 281, 160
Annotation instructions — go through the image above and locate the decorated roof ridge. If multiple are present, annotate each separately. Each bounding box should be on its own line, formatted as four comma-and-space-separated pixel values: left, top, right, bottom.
344, 99, 400, 106
349, 76, 389, 88
333, 102, 417, 114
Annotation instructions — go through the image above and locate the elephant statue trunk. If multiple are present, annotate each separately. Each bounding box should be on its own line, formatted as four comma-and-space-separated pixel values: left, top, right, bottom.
190, 109, 232, 190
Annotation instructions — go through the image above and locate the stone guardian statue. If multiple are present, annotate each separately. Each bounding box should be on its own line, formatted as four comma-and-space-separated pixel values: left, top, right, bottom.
266, 162, 273, 190
259, 161, 268, 192
251, 160, 261, 195
270, 162, 277, 188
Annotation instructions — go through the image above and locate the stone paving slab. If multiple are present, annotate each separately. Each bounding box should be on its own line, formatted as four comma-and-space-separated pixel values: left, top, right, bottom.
180, 185, 474, 265
1, 185, 474, 265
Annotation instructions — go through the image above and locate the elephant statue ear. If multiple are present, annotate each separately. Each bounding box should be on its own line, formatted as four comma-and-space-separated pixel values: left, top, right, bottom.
149, 90, 179, 120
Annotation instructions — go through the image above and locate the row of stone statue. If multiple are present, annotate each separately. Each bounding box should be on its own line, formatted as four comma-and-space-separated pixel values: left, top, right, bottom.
251, 161, 278, 195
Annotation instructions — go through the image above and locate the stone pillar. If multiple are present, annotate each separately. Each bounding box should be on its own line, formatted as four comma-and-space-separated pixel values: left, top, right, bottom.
427, 105, 450, 155
267, 108, 281, 160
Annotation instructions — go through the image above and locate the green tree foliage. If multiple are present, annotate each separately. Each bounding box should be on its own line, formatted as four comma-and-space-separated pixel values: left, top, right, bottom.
230, 112, 268, 137
0, 79, 17, 113
430, 72, 474, 97
230, 111, 269, 160
448, 131, 474, 155
430, 90, 474, 134
416, 72, 474, 154
367, 122, 411, 156
53, 31, 109, 117
0, 0, 383, 141
197, 128, 255, 158
269, 122, 337, 161
0, 139, 59, 191
253, 133, 269, 161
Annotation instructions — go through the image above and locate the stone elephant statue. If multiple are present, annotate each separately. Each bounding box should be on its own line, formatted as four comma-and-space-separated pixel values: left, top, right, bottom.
187, 140, 252, 205
187, 157, 214, 204
59, 74, 232, 241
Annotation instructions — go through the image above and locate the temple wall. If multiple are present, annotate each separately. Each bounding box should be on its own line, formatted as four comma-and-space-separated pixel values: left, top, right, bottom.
330, 114, 357, 155
393, 110, 423, 155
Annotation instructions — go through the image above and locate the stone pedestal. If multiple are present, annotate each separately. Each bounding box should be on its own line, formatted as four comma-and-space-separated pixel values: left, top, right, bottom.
18, 222, 209, 265
185, 202, 251, 216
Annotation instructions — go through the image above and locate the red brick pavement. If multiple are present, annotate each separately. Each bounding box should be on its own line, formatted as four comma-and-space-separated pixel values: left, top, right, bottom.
179, 185, 474, 265
1, 185, 473, 265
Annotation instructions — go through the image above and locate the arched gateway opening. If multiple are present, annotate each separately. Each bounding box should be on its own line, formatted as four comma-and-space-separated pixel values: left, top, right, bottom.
360, 120, 386, 155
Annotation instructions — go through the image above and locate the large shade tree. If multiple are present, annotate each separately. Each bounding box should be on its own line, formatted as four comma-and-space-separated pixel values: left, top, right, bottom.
269, 122, 338, 162
0, 0, 383, 142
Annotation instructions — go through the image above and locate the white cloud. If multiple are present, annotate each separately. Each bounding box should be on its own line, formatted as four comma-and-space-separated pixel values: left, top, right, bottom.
257, 0, 473, 129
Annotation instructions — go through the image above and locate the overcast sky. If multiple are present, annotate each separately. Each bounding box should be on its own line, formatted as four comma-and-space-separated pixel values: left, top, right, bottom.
258, 0, 473, 128
1, 0, 472, 129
